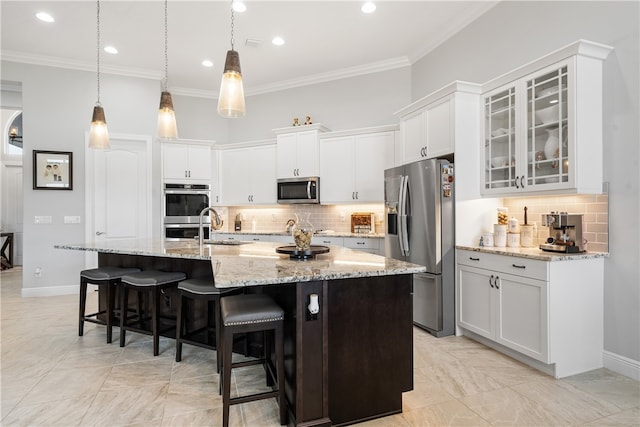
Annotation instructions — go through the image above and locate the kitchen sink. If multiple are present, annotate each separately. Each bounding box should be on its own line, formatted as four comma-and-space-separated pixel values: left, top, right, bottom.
203, 240, 253, 246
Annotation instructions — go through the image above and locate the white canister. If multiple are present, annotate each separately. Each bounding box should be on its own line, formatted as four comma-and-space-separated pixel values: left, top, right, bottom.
507, 232, 521, 247
482, 232, 494, 247
494, 224, 507, 247
508, 217, 520, 233
520, 224, 535, 247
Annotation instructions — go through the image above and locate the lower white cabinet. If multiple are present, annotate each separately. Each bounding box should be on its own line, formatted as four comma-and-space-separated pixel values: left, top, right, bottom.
456, 249, 604, 378
343, 236, 381, 255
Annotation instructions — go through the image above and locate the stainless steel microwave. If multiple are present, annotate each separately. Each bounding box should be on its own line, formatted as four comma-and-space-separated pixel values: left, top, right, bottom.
277, 177, 320, 204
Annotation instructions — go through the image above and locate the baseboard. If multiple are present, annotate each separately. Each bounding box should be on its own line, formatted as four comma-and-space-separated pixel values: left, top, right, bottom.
603, 350, 640, 380
22, 285, 78, 297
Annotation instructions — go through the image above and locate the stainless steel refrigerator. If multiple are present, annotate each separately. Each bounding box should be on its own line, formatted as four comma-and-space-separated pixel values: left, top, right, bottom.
384, 158, 455, 337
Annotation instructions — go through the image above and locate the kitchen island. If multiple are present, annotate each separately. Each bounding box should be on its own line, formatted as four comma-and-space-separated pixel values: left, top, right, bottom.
57, 239, 426, 426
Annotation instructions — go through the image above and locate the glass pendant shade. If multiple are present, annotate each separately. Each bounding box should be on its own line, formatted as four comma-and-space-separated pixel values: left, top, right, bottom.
89, 105, 110, 149
157, 91, 178, 139
217, 50, 246, 118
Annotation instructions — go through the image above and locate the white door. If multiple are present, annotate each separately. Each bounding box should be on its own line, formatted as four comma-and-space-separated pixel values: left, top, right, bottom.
1, 163, 24, 266
85, 134, 152, 266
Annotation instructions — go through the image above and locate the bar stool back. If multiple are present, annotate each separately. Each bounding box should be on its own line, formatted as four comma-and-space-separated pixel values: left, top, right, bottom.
119, 270, 186, 356
174, 277, 241, 372
79, 266, 141, 343
219, 293, 287, 427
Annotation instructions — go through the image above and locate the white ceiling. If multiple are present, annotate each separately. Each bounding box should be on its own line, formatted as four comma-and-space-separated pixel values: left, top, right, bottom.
1, 1, 497, 97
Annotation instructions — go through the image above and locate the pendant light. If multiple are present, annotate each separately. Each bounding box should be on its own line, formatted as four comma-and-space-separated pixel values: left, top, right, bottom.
157, 0, 178, 139
217, 0, 246, 118
89, 0, 110, 149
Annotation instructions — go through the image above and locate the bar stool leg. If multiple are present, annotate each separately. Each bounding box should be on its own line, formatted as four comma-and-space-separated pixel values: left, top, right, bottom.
79, 277, 87, 337
106, 280, 114, 343
275, 322, 287, 425
175, 291, 184, 362
221, 325, 234, 427
119, 284, 129, 347
152, 287, 160, 357
214, 299, 222, 373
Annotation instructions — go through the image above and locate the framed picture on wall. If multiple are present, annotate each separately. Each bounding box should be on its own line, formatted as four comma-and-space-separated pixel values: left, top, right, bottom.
33, 150, 73, 190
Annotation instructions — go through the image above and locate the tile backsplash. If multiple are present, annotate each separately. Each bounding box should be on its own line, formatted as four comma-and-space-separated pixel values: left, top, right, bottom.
224, 204, 385, 235
503, 194, 609, 252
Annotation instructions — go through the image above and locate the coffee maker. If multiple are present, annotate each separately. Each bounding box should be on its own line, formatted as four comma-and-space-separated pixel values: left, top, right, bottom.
539, 212, 585, 253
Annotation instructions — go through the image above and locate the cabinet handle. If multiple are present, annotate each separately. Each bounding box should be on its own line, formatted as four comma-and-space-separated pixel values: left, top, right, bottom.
216, 196, 219, 203
357, 241, 365, 245
188, 170, 191, 178
322, 240, 331, 244
512, 264, 526, 269
469, 257, 480, 261
514, 176, 520, 188
184, 170, 188, 178
489, 275, 494, 288
352, 192, 355, 200
495, 276, 500, 289
520, 175, 525, 189
355, 191, 359, 199
248, 195, 251, 202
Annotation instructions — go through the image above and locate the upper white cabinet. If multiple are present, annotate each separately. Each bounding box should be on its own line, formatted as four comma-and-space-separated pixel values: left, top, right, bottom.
481, 40, 612, 196
395, 82, 481, 165
273, 124, 330, 179
162, 141, 213, 182
219, 143, 277, 205
319, 126, 397, 204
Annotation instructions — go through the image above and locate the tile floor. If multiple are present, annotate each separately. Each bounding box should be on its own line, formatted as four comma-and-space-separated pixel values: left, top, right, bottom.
1, 267, 639, 426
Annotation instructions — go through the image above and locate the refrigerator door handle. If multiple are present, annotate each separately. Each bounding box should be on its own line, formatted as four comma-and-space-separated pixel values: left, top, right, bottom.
399, 175, 410, 256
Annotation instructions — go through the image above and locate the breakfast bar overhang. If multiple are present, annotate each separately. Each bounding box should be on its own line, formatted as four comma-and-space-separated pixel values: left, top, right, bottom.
56, 240, 426, 426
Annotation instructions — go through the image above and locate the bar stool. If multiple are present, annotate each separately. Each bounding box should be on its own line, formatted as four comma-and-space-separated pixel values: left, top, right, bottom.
219, 293, 287, 427
79, 266, 141, 343
174, 277, 241, 372
119, 270, 186, 356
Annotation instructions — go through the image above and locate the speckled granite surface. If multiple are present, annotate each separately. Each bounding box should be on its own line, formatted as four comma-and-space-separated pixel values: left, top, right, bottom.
456, 245, 609, 261
212, 231, 384, 239
56, 240, 424, 288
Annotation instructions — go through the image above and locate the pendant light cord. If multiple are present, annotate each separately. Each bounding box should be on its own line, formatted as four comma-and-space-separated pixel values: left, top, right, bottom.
230, 1, 235, 50
163, 0, 168, 91
96, 0, 101, 106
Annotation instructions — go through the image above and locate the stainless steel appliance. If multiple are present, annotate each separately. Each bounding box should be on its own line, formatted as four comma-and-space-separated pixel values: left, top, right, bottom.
539, 212, 585, 253
163, 183, 210, 241
384, 158, 455, 337
277, 177, 319, 204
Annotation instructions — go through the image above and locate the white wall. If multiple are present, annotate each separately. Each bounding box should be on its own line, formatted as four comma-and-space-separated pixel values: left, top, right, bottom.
410, 1, 640, 370
0, 61, 160, 295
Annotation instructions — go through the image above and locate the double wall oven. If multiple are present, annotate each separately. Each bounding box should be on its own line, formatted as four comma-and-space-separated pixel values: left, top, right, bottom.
163, 183, 210, 241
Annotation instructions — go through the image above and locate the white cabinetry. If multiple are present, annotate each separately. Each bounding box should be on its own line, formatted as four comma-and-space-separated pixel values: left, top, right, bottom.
343, 237, 381, 255
274, 124, 330, 178
395, 82, 481, 165
481, 40, 612, 195
319, 126, 396, 204
456, 249, 604, 378
162, 142, 212, 182
219, 144, 277, 205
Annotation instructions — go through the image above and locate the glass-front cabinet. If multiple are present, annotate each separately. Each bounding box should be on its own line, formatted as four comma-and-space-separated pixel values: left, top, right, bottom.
481, 40, 612, 196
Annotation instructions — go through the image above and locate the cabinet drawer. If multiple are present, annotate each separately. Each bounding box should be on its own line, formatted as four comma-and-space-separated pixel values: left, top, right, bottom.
314, 236, 344, 246
457, 250, 548, 281
344, 237, 380, 250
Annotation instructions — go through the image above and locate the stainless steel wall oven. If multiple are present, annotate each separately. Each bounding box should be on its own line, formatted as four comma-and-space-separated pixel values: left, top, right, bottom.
163, 183, 210, 241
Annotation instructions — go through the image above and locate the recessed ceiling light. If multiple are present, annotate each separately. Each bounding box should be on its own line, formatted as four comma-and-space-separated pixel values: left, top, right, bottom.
361, 2, 376, 14
272, 36, 285, 46
104, 46, 118, 54
35, 12, 54, 23
232, 1, 247, 13
202, 60, 214, 67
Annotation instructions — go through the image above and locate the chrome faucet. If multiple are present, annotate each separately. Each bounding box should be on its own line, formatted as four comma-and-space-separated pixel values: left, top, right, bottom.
199, 206, 224, 248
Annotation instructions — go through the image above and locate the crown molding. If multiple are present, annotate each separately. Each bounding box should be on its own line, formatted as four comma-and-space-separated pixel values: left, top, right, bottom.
2, 50, 410, 100
1, 50, 163, 81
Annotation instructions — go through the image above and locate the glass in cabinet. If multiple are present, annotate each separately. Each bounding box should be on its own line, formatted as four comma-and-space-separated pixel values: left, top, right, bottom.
484, 86, 517, 191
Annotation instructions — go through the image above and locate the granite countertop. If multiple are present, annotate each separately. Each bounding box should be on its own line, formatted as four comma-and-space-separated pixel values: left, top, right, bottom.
56, 239, 424, 288
212, 230, 385, 239
456, 245, 609, 261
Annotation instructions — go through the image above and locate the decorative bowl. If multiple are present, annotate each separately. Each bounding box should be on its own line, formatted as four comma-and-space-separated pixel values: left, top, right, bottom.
535, 104, 560, 124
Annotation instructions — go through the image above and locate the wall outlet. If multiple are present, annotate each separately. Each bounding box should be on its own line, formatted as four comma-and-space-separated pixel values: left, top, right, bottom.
34, 216, 52, 224
64, 216, 81, 224
34, 267, 42, 277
